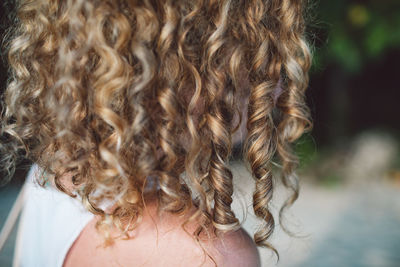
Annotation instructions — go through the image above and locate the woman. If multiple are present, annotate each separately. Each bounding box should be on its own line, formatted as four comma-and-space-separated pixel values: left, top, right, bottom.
1, 0, 312, 266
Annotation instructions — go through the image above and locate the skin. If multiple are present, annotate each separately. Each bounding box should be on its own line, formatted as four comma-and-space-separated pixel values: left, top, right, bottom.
63, 199, 261, 267
59, 89, 257, 266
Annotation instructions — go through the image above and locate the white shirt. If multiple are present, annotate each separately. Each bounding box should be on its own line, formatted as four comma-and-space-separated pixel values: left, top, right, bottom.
13, 165, 94, 267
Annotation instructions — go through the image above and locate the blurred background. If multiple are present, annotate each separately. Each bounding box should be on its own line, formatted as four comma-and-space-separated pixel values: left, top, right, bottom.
1, 0, 399, 266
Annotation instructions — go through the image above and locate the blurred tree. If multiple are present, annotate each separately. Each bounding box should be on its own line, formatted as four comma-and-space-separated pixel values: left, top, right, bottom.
306, 0, 400, 147
312, 0, 400, 73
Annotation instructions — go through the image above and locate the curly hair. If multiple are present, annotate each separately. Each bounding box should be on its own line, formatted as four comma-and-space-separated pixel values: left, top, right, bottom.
1, 0, 312, 261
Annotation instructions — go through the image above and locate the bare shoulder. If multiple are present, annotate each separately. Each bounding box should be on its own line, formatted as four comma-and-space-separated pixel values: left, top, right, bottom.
207, 227, 261, 267
135, 201, 261, 267
147, 202, 261, 267
64, 200, 261, 267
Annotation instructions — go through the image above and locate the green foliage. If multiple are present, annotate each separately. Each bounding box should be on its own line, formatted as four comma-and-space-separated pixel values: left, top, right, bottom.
320, 172, 343, 189
296, 133, 317, 169
311, 0, 400, 73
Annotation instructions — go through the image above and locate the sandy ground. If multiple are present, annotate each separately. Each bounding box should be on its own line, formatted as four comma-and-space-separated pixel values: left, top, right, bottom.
230, 160, 400, 267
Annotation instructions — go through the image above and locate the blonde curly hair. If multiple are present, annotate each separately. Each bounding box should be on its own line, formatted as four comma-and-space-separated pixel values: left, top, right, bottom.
1, 0, 312, 259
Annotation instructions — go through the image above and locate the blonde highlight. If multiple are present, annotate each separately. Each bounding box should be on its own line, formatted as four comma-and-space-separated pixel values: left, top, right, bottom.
1, 0, 312, 261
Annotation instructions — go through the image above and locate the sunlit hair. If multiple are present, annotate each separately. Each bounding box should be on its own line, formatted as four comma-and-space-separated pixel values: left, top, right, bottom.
1, 0, 312, 260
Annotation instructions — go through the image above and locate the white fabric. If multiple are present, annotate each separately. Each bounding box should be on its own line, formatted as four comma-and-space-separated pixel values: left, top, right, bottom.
13, 165, 94, 267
